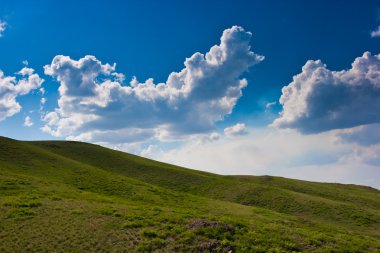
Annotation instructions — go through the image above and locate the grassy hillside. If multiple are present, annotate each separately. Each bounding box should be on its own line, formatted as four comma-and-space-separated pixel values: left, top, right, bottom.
0, 137, 379, 252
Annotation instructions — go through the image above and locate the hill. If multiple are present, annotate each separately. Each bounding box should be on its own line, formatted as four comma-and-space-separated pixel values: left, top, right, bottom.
0, 136, 379, 252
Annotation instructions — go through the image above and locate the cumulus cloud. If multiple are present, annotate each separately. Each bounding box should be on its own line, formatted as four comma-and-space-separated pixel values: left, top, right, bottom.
0, 21, 6, 37
273, 52, 380, 134
42, 26, 263, 144
224, 123, 248, 137
23, 116, 33, 127
18, 67, 35, 76
371, 26, 380, 37
0, 67, 44, 121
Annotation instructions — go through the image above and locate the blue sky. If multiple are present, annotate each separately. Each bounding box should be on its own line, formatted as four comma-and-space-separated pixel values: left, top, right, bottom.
1, 0, 380, 188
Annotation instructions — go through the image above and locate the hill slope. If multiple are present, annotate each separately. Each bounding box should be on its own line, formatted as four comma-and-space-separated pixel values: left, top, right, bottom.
0, 137, 379, 252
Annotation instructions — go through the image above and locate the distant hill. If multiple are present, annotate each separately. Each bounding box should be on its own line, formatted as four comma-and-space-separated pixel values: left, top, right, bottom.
0, 136, 379, 252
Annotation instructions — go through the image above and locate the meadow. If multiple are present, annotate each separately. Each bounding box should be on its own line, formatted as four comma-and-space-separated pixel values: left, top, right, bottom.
0, 136, 379, 252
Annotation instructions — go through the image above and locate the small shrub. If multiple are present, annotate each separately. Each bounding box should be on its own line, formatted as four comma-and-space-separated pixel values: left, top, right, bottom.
351, 213, 377, 226
71, 208, 84, 215
4, 198, 42, 208
7, 208, 36, 220
98, 206, 117, 216
122, 221, 143, 229
50, 196, 62, 201
141, 229, 158, 238
152, 238, 166, 248
137, 241, 152, 252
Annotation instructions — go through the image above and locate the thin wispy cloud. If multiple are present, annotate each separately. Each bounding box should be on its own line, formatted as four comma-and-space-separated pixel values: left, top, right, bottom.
0, 21, 6, 37
371, 25, 380, 37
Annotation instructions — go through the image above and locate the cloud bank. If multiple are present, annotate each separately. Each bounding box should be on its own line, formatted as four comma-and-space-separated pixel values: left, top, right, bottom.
42, 26, 264, 143
273, 52, 380, 134
153, 127, 380, 189
0, 67, 44, 121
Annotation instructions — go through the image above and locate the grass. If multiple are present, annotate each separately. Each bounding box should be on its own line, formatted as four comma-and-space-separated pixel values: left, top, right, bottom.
0, 136, 379, 252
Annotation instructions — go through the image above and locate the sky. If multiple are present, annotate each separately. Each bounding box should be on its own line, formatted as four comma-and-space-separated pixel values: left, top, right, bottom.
1, 0, 380, 188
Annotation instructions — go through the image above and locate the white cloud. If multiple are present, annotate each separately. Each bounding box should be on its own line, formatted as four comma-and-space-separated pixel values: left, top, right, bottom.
224, 123, 248, 137
274, 162, 380, 190
39, 97, 47, 111
337, 143, 380, 166
23, 116, 33, 127
207, 132, 220, 142
42, 26, 264, 144
160, 128, 343, 174
66, 128, 156, 144
265, 101, 276, 109
273, 52, 380, 134
371, 26, 380, 37
108, 142, 144, 155
22, 60, 29, 66
0, 68, 44, 121
0, 21, 6, 37
18, 67, 35, 76
154, 128, 380, 189
335, 123, 380, 146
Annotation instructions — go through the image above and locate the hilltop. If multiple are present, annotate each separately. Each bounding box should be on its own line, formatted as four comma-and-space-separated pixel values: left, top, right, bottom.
0, 136, 379, 252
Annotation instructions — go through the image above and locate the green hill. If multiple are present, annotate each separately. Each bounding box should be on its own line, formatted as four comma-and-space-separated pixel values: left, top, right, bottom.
0, 136, 379, 252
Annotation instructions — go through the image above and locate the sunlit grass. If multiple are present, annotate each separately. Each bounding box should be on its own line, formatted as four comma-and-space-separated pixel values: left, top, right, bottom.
0, 136, 379, 252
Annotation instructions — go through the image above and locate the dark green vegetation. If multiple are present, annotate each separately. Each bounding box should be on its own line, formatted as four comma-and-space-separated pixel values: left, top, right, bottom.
0, 136, 379, 252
